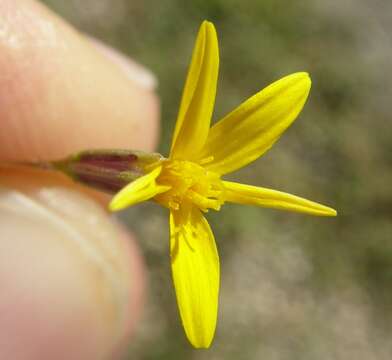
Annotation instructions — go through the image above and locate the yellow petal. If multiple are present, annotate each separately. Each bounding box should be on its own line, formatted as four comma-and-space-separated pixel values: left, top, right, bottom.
223, 181, 337, 216
109, 167, 169, 211
170, 21, 219, 160
199, 72, 311, 175
170, 205, 220, 348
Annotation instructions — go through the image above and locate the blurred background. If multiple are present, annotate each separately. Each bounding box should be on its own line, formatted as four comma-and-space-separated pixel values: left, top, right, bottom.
41, 0, 392, 359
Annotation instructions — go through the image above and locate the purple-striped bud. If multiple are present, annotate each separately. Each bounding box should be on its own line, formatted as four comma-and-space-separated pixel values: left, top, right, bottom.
52, 149, 164, 193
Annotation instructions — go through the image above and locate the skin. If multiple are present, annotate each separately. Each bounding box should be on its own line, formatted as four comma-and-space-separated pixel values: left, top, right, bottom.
0, 0, 159, 359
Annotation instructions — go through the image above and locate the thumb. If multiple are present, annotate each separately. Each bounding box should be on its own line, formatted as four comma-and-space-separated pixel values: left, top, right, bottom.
0, 169, 145, 360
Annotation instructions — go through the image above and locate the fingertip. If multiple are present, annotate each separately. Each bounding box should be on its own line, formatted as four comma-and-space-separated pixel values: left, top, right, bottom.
0, 0, 160, 161
85, 35, 158, 91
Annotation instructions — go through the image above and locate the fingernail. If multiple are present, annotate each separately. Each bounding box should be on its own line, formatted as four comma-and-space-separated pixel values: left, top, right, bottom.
86, 35, 158, 91
0, 183, 138, 359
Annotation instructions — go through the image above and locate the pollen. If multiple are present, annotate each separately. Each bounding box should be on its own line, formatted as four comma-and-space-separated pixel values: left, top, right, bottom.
154, 159, 225, 212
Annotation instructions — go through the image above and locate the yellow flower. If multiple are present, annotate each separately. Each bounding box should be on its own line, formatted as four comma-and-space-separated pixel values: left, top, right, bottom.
109, 21, 336, 348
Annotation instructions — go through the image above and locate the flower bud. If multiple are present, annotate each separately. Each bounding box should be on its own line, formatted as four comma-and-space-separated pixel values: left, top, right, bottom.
51, 149, 163, 193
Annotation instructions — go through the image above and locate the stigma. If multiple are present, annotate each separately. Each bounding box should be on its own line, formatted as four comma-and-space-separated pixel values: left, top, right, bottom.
154, 159, 225, 212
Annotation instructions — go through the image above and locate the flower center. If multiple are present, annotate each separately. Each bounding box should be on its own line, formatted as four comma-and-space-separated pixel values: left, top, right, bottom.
154, 159, 225, 212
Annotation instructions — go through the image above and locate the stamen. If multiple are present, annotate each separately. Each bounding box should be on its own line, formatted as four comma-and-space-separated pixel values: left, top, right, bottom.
186, 190, 222, 212
154, 159, 225, 212
169, 200, 180, 210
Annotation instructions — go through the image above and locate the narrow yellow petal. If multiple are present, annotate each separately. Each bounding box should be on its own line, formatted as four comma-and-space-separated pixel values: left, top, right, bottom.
170, 21, 219, 160
109, 167, 168, 211
198, 72, 311, 175
223, 181, 337, 216
170, 205, 220, 348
